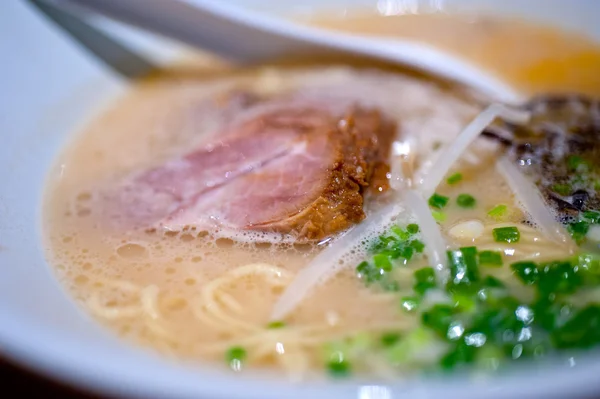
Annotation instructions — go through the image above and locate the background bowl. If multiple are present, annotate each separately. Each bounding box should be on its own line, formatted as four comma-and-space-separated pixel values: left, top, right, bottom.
1, 1, 600, 398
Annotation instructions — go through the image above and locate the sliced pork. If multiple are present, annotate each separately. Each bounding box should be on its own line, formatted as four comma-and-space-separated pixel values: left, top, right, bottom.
103, 93, 395, 241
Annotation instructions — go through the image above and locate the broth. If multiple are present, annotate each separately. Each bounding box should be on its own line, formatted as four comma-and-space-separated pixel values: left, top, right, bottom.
43, 13, 600, 379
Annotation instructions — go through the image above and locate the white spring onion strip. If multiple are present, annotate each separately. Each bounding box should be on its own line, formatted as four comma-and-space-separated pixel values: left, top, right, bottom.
496, 156, 575, 250
389, 137, 416, 190
403, 190, 449, 284
418, 103, 531, 197
388, 142, 448, 282
270, 201, 403, 321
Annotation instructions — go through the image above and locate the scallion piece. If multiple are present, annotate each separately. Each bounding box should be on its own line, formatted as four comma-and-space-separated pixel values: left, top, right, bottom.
414, 267, 437, 295
373, 254, 393, 272
582, 210, 600, 224
447, 173, 463, 185
409, 239, 425, 253
537, 260, 583, 296
407, 223, 420, 234
478, 250, 503, 267
552, 305, 600, 349
456, 194, 476, 208
226, 346, 247, 370
492, 226, 520, 243
487, 204, 508, 221
447, 246, 480, 286
327, 358, 351, 377
421, 304, 457, 338
568, 221, 589, 244
510, 261, 539, 285
452, 292, 476, 312
400, 246, 415, 261
390, 225, 410, 241
400, 296, 421, 312
429, 193, 449, 209
380, 332, 402, 347
482, 275, 505, 288
356, 261, 370, 277
267, 321, 286, 329
431, 210, 447, 223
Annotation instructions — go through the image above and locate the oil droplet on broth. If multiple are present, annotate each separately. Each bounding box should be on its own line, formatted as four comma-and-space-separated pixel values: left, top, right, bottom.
77, 192, 92, 202
180, 234, 194, 242
116, 243, 148, 258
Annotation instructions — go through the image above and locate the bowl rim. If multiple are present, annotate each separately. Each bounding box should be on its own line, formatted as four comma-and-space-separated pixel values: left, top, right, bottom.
3, 1, 600, 398
3, 312, 600, 399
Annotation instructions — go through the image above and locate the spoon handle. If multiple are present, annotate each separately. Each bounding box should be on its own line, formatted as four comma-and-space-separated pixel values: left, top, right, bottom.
51, 0, 522, 103
51, 0, 319, 62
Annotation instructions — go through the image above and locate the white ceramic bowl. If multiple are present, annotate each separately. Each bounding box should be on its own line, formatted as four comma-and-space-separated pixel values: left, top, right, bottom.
2, 1, 600, 398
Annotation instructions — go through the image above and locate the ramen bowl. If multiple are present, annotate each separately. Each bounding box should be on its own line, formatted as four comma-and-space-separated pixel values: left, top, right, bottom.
1, 1, 600, 398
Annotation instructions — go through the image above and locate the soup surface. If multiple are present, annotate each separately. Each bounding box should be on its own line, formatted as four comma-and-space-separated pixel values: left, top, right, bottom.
43, 12, 600, 380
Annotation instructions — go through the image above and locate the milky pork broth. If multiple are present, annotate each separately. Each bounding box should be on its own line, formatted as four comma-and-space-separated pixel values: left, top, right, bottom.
43, 13, 600, 380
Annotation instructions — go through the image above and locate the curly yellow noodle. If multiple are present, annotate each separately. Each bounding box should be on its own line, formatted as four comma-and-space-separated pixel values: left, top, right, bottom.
87, 263, 415, 378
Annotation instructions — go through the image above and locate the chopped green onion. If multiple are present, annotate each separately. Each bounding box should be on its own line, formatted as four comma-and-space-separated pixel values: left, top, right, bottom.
452, 291, 476, 312
429, 193, 449, 209
551, 183, 571, 196
478, 250, 503, 267
431, 210, 447, 223
447, 247, 480, 286
226, 346, 247, 370
422, 304, 457, 338
267, 321, 286, 329
487, 204, 508, 221
370, 235, 393, 252
356, 261, 382, 283
326, 358, 351, 377
400, 296, 421, 312
414, 267, 437, 295
226, 346, 247, 362
578, 253, 600, 273
380, 332, 402, 347
373, 254, 393, 272
492, 226, 520, 243
552, 305, 600, 349
582, 210, 600, 224
482, 275, 506, 288
568, 221, 589, 244
409, 239, 425, 253
355, 261, 370, 277
537, 260, 583, 296
456, 194, 476, 208
390, 225, 410, 241
399, 245, 415, 261
407, 223, 420, 234
383, 241, 405, 260
447, 173, 463, 185
511, 261, 539, 285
